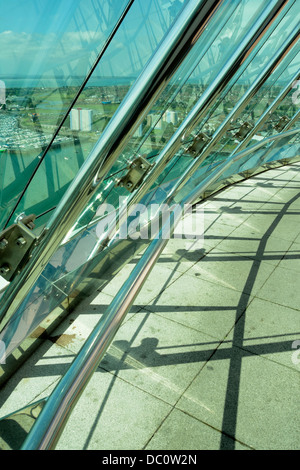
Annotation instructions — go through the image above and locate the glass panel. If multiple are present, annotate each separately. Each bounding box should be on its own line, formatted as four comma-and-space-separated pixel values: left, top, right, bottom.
106, 2, 300, 233
195, 0, 300, 133
62, 0, 275, 239
1, 0, 188, 230
0, 0, 131, 230
203, 48, 300, 166
1, 0, 299, 364
178, 4, 300, 170
246, 54, 300, 140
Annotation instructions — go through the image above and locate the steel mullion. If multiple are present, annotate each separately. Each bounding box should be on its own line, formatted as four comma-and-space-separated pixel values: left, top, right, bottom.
227, 68, 300, 157
91, 0, 293, 254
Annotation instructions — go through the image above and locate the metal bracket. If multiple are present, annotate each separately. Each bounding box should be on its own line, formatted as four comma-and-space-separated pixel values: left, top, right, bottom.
0, 214, 37, 282
185, 132, 211, 157
273, 115, 289, 132
115, 156, 153, 193
233, 121, 253, 141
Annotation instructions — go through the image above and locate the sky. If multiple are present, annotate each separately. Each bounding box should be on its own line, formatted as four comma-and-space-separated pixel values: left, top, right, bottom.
0, 0, 125, 77
0, 0, 183, 80
0, 0, 298, 84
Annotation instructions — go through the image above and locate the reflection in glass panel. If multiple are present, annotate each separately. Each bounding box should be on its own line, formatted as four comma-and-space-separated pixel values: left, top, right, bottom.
0, 0, 133, 230
3, 0, 189, 229
0, 0, 299, 395
62, 0, 280, 238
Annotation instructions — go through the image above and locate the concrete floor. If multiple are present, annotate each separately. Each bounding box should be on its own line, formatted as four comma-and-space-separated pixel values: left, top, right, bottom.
0, 162, 300, 450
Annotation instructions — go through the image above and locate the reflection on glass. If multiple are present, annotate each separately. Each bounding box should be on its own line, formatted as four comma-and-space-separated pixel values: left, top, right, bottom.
0, 0, 130, 229
61, 0, 278, 238
2, 0, 188, 230
0, 0, 300, 383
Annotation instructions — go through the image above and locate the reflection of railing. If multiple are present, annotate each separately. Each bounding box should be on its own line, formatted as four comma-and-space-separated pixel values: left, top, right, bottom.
85, 23, 300, 259
60, 128, 300, 246
228, 72, 300, 157
19, 127, 300, 450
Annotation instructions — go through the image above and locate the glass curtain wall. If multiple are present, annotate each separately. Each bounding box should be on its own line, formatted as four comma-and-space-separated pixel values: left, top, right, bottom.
0, 0, 187, 230
0, 0, 299, 367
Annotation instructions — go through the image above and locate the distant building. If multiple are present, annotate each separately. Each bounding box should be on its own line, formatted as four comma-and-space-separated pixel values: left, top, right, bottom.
163, 110, 178, 125
133, 123, 144, 138
70, 108, 93, 131
0, 80, 6, 105
70, 108, 81, 131
80, 109, 93, 132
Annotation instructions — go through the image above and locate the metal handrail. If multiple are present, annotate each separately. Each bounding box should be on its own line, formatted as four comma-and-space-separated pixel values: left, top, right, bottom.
255, 108, 300, 164
215, 127, 299, 165
20, 126, 299, 450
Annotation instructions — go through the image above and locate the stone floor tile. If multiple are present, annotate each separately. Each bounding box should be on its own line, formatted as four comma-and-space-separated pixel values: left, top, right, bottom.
145, 408, 250, 450
177, 345, 300, 450
238, 297, 300, 369
183, 251, 275, 296
142, 272, 250, 340
98, 311, 219, 405
55, 370, 172, 450
255, 264, 300, 311
277, 241, 300, 273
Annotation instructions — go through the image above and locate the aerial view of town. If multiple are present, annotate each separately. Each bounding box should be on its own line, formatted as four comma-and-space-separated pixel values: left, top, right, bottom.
0, 78, 295, 222
0, 82, 129, 153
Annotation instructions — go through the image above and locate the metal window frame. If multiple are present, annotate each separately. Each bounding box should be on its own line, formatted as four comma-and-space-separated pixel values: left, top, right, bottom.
0, 0, 224, 326
90, 3, 297, 255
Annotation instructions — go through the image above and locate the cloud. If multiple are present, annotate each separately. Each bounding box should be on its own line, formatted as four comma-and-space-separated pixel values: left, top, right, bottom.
0, 29, 107, 76
0, 26, 159, 78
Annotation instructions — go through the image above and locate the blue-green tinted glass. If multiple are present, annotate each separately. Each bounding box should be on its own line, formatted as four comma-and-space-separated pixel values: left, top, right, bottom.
2, 0, 188, 229
0, 0, 134, 230
1, 0, 299, 371
60, 0, 277, 237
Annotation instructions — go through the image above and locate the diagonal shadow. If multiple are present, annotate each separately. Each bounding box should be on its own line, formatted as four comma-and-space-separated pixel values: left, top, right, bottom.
219, 188, 300, 449
97, 336, 299, 372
